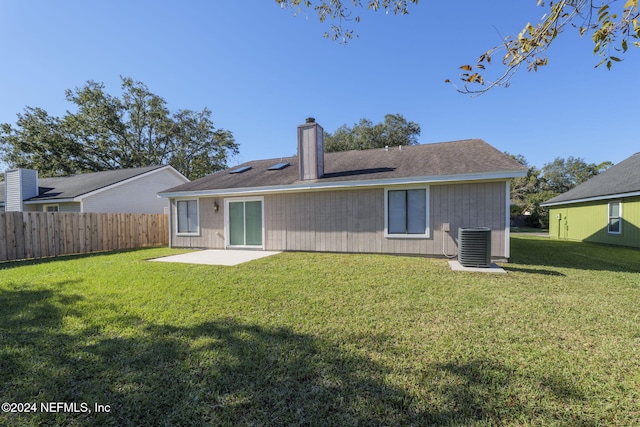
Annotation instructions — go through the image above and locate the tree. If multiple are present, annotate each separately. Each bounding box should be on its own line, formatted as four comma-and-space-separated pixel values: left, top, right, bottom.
507, 153, 542, 209
0, 107, 83, 176
507, 154, 613, 228
522, 190, 558, 229
169, 108, 236, 180
324, 113, 420, 152
276, 0, 640, 94
506, 153, 552, 228
541, 156, 612, 193
0, 77, 238, 180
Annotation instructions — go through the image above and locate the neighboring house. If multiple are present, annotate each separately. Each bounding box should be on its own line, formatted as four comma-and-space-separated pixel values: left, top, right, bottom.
0, 165, 189, 214
542, 152, 640, 248
159, 118, 527, 259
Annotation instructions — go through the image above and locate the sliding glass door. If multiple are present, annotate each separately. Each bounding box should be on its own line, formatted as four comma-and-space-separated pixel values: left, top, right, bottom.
226, 198, 263, 248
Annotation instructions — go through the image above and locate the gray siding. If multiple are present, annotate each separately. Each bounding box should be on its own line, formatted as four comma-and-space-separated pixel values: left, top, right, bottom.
171, 181, 509, 258
81, 168, 186, 213
172, 197, 226, 248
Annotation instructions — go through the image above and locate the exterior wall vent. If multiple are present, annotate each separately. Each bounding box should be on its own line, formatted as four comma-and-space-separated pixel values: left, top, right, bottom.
458, 227, 492, 267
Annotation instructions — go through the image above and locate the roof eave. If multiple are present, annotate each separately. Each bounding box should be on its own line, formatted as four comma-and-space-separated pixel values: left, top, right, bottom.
24, 198, 78, 204
159, 169, 526, 198
541, 190, 640, 207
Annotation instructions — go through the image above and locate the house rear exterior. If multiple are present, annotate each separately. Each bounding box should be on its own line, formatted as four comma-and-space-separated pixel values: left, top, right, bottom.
542, 152, 640, 248
159, 119, 527, 259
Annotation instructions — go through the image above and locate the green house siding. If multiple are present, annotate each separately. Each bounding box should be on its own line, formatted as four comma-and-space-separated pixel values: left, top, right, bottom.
548, 196, 640, 248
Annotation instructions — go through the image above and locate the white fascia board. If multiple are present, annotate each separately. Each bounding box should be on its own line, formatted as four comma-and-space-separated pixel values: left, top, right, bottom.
159, 170, 526, 199
24, 198, 76, 204
541, 190, 640, 207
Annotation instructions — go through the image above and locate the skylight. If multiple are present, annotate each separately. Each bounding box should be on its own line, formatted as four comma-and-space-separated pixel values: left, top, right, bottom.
267, 162, 290, 171
229, 166, 252, 174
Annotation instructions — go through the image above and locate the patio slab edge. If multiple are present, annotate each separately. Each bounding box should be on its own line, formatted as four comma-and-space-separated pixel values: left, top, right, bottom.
448, 260, 507, 274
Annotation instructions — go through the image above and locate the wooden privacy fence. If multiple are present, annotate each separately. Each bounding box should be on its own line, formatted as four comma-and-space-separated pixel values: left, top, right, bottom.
0, 212, 168, 262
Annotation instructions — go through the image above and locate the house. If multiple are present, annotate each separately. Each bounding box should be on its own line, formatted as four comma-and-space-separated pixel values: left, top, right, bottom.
0, 165, 189, 214
158, 118, 527, 259
541, 152, 640, 248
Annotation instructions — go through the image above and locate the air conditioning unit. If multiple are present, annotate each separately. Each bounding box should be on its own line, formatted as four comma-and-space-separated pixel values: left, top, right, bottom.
458, 227, 492, 268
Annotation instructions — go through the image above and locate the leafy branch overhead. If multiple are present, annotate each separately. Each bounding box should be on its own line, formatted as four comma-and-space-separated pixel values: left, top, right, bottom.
276, 0, 640, 94
450, 0, 640, 94
277, 0, 416, 42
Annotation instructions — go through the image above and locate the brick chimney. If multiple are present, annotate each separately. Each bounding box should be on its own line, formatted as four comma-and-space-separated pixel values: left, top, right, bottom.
297, 117, 324, 180
4, 168, 39, 212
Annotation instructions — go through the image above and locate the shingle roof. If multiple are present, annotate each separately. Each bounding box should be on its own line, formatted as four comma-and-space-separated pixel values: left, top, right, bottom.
543, 152, 640, 206
161, 139, 526, 195
0, 165, 166, 204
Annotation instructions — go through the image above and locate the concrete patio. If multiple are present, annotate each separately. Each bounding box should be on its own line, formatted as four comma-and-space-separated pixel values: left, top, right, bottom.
149, 249, 281, 266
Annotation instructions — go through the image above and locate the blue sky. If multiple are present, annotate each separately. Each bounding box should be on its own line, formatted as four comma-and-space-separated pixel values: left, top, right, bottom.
1, 1, 637, 170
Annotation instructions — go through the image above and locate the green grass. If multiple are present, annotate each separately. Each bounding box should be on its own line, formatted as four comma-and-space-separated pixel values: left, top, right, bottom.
1, 237, 639, 426
510, 226, 548, 233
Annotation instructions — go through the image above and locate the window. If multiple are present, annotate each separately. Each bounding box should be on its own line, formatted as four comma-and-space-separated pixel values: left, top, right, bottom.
608, 201, 622, 234
43, 204, 59, 212
176, 199, 199, 235
385, 188, 429, 238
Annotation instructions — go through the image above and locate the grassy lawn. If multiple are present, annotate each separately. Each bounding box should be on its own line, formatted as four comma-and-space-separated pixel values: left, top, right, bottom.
1, 236, 638, 426
510, 227, 548, 233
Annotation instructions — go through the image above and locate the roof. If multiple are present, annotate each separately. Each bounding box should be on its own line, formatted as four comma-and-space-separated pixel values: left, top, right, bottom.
1, 165, 168, 204
542, 152, 640, 206
160, 139, 526, 197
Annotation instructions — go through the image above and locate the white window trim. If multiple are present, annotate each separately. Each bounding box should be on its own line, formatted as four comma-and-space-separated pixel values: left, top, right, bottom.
607, 200, 622, 235
224, 196, 265, 249
42, 204, 59, 212
384, 186, 430, 239
175, 198, 200, 236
